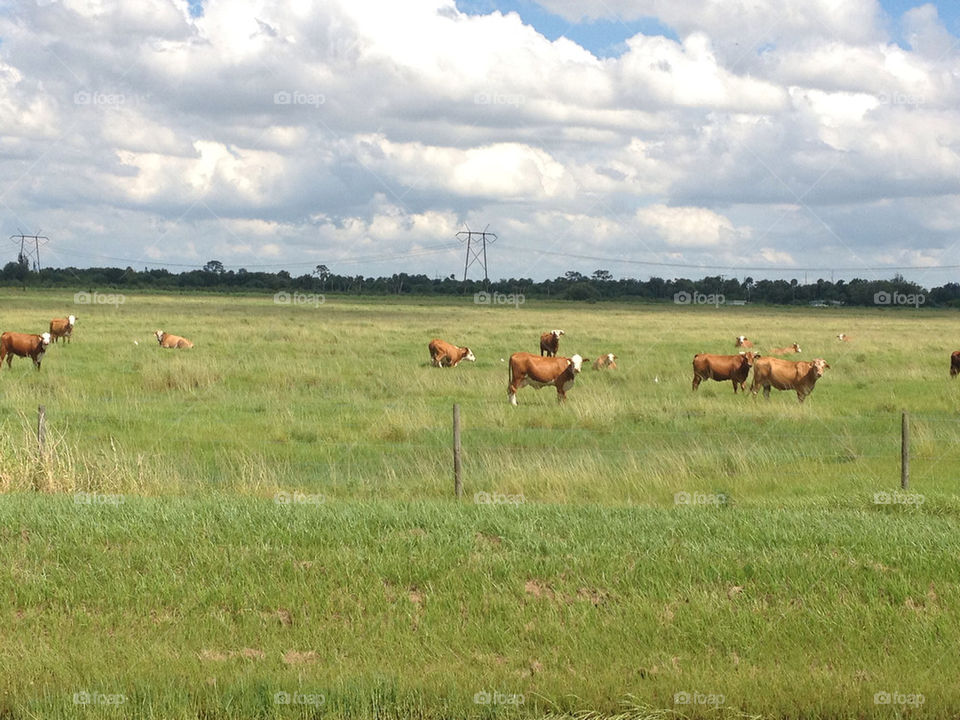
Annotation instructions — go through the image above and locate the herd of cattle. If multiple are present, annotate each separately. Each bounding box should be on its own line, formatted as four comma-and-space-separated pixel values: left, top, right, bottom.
0, 315, 196, 371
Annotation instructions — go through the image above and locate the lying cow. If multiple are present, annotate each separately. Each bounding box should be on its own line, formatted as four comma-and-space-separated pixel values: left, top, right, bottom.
951, 351, 960, 378
539, 329, 564, 357
593, 353, 617, 370
770, 342, 801, 354
49, 315, 76, 343
428, 338, 475, 367
155, 330, 194, 349
837, 333, 851, 342
751, 356, 829, 403
0, 331, 51, 370
508, 352, 583, 405
692, 351, 757, 393
735, 335, 754, 348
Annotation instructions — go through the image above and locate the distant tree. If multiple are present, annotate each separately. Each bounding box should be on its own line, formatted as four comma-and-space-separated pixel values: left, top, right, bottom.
592, 269, 613, 282
203, 260, 225, 274
564, 270, 586, 282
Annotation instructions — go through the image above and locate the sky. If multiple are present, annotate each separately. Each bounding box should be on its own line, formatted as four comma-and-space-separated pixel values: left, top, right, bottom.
2, 0, 960, 284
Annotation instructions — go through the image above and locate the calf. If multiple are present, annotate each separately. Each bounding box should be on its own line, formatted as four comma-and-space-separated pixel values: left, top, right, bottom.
508, 352, 583, 405
155, 330, 194, 349
692, 351, 757, 393
951, 351, 960, 378
751, 356, 829, 403
428, 338, 476, 367
735, 335, 754, 348
770, 343, 801, 354
0, 332, 52, 370
49, 315, 76, 343
539, 329, 564, 357
593, 353, 617, 370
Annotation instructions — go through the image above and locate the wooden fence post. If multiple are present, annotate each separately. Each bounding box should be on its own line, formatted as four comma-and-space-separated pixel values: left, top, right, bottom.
901, 411, 909, 490
453, 404, 462, 499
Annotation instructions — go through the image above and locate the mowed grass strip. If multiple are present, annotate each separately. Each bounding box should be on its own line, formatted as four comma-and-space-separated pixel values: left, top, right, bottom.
0, 494, 957, 719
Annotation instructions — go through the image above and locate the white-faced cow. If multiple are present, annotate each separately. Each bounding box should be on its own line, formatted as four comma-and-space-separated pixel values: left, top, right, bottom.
428, 338, 476, 367
770, 342, 801, 354
593, 353, 617, 370
155, 330, 194, 349
0, 332, 52, 370
49, 315, 76, 343
751, 356, 829, 403
508, 352, 583, 405
692, 351, 757, 393
735, 335, 754, 348
539, 329, 564, 357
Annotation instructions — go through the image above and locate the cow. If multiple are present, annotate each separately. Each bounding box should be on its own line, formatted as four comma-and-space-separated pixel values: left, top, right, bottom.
49, 315, 76, 343
951, 351, 960, 378
735, 335, 754, 348
508, 352, 583, 405
539, 329, 564, 357
751, 356, 830, 403
692, 351, 757, 393
0, 332, 52, 370
770, 343, 801, 354
428, 338, 475, 368
155, 330, 194, 349
593, 353, 617, 370
837, 333, 851, 342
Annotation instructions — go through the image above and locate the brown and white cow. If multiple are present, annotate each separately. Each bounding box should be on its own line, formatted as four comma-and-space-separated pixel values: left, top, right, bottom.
0, 332, 52, 370
751, 356, 829, 403
508, 352, 583, 405
770, 342, 801, 354
155, 330, 194, 349
951, 351, 960, 378
837, 333, 851, 342
593, 353, 617, 370
735, 335, 754, 348
539, 329, 564, 357
49, 315, 76, 343
428, 338, 476, 367
692, 351, 757, 393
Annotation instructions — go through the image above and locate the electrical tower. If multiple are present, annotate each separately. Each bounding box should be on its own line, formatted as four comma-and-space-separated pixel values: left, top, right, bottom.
456, 225, 497, 283
10, 232, 49, 271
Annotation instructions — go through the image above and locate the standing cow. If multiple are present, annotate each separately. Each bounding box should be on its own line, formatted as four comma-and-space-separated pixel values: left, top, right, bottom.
0, 332, 52, 370
539, 329, 564, 356
49, 315, 77, 343
428, 338, 475, 367
692, 352, 757, 393
751, 356, 829, 403
508, 352, 583, 405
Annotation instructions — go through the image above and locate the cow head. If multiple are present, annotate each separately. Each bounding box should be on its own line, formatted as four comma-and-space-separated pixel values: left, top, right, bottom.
40, 332, 51, 346
793, 343, 802, 353
736, 335, 746, 344
68, 315, 76, 326
739, 351, 757, 366
553, 329, 564, 338
155, 330, 165, 344
463, 348, 476, 362
570, 354, 583, 372
811, 358, 830, 377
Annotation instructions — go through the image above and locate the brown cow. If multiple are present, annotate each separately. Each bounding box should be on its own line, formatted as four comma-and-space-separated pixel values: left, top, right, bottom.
428, 338, 476, 367
770, 343, 801, 354
735, 335, 754, 348
49, 315, 76, 343
837, 333, 851, 342
692, 351, 757, 393
951, 351, 960, 378
0, 332, 51, 370
539, 329, 564, 356
508, 352, 583, 405
155, 330, 194, 349
593, 353, 617, 370
751, 356, 829, 403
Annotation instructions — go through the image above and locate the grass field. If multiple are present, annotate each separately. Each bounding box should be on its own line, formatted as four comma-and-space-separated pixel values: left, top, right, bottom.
0, 289, 958, 718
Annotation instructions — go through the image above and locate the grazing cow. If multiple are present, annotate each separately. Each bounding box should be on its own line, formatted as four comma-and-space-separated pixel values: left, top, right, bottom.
735, 335, 754, 348
770, 343, 801, 354
593, 353, 617, 370
428, 338, 476, 368
0, 332, 52, 370
751, 356, 830, 403
508, 352, 583, 405
49, 315, 76, 343
837, 333, 851, 342
951, 351, 960, 378
539, 329, 564, 357
692, 351, 757, 393
155, 330, 194, 349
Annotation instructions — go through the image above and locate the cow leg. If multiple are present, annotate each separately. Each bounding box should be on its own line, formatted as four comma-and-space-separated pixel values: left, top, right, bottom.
731, 379, 739, 393
763, 385, 771, 399
692, 373, 702, 391
556, 387, 566, 403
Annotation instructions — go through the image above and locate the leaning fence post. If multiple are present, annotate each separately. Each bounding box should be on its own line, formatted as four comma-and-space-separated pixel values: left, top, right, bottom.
453, 403, 462, 499
901, 411, 909, 490
37, 405, 46, 458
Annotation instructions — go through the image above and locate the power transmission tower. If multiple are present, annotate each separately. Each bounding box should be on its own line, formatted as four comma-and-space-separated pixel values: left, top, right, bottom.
456, 225, 497, 283
10, 232, 49, 271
